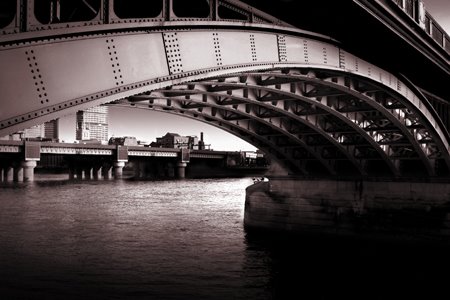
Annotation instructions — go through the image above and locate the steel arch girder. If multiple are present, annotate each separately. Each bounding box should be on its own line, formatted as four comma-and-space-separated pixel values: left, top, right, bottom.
239, 70, 450, 171
111, 101, 309, 174
191, 70, 449, 176
148, 85, 366, 175
1, 23, 448, 177
123, 95, 337, 175
187, 78, 401, 175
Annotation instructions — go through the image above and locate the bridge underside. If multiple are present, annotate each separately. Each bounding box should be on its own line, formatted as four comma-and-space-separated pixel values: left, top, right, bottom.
111, 67, 450, 178
1, 1, 449, 179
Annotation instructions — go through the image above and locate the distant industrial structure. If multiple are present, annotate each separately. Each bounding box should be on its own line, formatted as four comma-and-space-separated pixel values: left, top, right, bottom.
76, 106, 109, 143
150, 132, 209, 150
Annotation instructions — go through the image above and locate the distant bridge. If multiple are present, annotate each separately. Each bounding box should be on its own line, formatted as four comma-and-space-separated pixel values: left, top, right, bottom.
0, 140, 251, 181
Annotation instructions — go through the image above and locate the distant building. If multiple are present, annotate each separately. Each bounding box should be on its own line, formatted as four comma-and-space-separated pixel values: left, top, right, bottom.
24, 124, 45, 139
44, 119, 59, 140
76, 106, 108, 143
108, 136, 139, 146
0, 133, 22, 141
151, 132, 209, 150
0, 119, 59, 141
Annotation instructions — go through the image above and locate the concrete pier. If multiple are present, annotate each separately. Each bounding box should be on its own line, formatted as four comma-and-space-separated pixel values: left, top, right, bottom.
76, 168, 83, 180
93, 166, 102, 180
13, 164, 23, 182
244, 178, 450, 241
103, 164, 112, 180
84, 167, 92, 180
176, 162, 187, 179
4, 166, 13, 182
21, 161, 37, 182
113, 161, 125, 179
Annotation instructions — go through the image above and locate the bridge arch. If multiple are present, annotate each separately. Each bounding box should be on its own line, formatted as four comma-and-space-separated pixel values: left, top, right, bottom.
1, 2, 449, 177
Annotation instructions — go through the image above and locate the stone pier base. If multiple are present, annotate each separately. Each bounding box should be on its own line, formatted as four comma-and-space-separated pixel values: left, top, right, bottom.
244, 178, 450, 241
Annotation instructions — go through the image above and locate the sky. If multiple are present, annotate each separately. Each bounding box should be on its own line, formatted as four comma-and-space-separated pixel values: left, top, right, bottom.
58, 0, 450, 150
424, 0, 450, 34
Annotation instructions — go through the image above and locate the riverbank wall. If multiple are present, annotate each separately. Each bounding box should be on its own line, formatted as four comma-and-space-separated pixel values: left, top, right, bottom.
244, 178, 450, 242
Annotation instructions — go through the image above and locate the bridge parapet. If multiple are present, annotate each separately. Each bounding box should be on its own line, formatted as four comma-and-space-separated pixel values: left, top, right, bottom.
389, 0, 450, 54
0, 0, 293, 40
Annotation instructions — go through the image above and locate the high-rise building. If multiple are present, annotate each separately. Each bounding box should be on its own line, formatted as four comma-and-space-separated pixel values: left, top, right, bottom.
76, 106, 109, 142
44, 119, 59, 140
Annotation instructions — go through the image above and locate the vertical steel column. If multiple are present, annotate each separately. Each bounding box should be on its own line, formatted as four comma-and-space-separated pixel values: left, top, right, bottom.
163, 0, 173, 21
210, 0, 219, 21
19, 0, 27, 32
49, 0, 61, 23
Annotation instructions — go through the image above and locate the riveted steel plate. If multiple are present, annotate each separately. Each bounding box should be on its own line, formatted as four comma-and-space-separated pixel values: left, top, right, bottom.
308, 39, 340, 67
176, 32, 218, 72
112, 33, 169, 85
35, 38, 116, 103
339, 51, 359, 73
217, 31, 253, 66
0, 48, 41, 120
252, 33, 278, 62
284, 36, 308, 64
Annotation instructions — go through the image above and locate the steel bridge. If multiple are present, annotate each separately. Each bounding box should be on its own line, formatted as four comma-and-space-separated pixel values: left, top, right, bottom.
1, 0, 449, 179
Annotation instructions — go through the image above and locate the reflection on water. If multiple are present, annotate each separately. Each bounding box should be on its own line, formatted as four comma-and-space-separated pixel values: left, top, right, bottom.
0, 177, 449, 299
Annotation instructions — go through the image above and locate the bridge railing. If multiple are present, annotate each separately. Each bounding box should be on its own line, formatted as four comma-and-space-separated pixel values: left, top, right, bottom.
0, 0, 291, 37
391, 0, 450, 54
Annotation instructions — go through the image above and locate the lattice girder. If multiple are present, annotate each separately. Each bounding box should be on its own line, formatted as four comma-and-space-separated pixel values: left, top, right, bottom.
123, 67, 450, 176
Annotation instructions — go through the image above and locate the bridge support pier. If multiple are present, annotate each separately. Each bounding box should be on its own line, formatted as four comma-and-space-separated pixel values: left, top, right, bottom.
133, 161, 143, 179
13, 163, 23, 182
76, 168, 83, 180
176, 162, 187, 179
21, 161, 37, 182
3, 166, 13, 182
84, 167, 92, 180
93, 166, 102, 180
102, 164, 112, 180
245, 178, 450, 241
113, 161, 125, 179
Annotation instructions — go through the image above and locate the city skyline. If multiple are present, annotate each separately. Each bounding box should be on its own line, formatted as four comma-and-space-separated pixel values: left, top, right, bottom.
56, 0, 449, 151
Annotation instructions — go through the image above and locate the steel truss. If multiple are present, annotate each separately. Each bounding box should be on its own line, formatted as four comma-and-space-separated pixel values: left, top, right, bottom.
114, 68, 450, 177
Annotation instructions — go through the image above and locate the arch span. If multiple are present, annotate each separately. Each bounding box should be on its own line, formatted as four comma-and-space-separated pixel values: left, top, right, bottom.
1, 13, 449, 177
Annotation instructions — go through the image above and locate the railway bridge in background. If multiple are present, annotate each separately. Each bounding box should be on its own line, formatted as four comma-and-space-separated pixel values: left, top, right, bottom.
1, 0, 450, 239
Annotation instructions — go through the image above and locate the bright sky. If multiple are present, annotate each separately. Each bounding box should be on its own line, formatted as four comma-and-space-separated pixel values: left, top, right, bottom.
424, 0, 450, 34
58, 0, 450, 150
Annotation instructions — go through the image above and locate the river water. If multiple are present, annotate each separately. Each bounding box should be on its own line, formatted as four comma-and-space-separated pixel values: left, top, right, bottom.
0, 176, 449, 299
